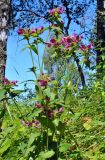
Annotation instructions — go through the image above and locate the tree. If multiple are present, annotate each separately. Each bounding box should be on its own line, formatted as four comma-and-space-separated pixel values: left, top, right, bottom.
97, 0, 105, 77
0, 0, 10, 81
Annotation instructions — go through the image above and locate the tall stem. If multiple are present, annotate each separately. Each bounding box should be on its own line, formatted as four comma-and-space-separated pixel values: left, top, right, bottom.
27, 40, 37, 80
36, 38, 41, 73
46, 117, 49, 151
73, 53, 86, 87
42, 30, 51, 71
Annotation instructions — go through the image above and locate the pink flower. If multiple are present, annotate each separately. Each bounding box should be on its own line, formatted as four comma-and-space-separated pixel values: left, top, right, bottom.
50, 38, 56, 44
55, 42, 61, 47
48, 7, 65, 16
22, 120, 41, 128
35, 103, 43, 108
2, 78, 18, 86
52, 24, 58, 27
12, 80, 18, 85
71, 34, 80, 43
67, 37, 72, 43
38, 26, 44, 31
2, 77, 10, 85
57, 7, 65, 14
62, 37, 67, 44
45, 42, 52, 47
80, 44, 88, 51
61, 21, 64, 24
32, 120, 40, 125
57, 107, 64, 113
45, 109, 54, 118
48, 9, 55, 16
38, 79, 48, 87
30, 28, 36, 34
24, 121, 32, 127
87, 43, 93, 49
65, 43, 71, 49
45, 96, 50, 101
17, 28, 24, 35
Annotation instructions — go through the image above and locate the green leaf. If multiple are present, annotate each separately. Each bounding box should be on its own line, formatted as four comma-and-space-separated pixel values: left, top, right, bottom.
10, 89, 24, 97
28, 67, 38, 73
25, 146, 35, 157
39, 150, 55, 159
5, 103, 13, 120
59, 143, 70, 152
27, 133, 36, 148
44, 88, 56, 100
29, 45, 38, 55
0, 138, 11, 155
53, 118, 60, 127
83, 122, 91, 130
38, 116, 55, 131
0, 89, 6, 101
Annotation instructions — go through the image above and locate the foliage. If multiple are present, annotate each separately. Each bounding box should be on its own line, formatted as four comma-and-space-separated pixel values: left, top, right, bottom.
0, 6, 105, 160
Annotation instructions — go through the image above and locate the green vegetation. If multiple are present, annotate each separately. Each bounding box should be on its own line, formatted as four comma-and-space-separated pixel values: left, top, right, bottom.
0, 7, 105, 160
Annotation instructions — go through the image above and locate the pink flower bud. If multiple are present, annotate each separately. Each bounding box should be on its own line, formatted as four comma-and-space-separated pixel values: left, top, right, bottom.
38, 26, 44, 31
45, 42, 52, 47
50, 38, 56, 44
38, 79, 48, 87
30, 28, 36, 34
17, 28, 24, 35
45, 109, 54, 118
57, 107, 64, 113
12, 80, 18, 85
35, 103, 43, 108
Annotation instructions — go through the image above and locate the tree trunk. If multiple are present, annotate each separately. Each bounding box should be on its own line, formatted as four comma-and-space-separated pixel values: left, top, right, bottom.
63, 0, 86, 87
0, 0, 10, 132
0, 0, 10, 81
97, 0, 105, 77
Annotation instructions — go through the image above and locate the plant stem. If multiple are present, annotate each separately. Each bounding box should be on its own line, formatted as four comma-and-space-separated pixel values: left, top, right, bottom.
36, 38, 41, 73
27, 40, 38, 79
42, 30, 51, 71
46, 117, 49, 151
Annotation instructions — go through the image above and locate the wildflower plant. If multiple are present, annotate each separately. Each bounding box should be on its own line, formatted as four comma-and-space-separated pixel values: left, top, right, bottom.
15, 7, 93, 159
1, 7, 104, 160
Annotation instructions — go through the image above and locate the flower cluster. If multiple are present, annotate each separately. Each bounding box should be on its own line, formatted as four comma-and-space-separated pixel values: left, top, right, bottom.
51, 22, 64, 28
46, 34, 93, 52
22, 119, 41, 128
18, 26, 44, 36
48, 7, 65, 16
46, 34, 82, 48
38, 73, 51, 87
35, 102, 64, 119
35, 102, 43, 109
80, 43, 93, 52
2, 77, 18, 86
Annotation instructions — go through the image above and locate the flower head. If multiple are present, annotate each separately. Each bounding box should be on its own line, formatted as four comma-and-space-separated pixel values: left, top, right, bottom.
38, 26, 44, 31
35, 103, 43, 108
48, 7, 65, 16
57, 107, 64, 113
2, 78, 18, 86
17, 28, 24, 35
50, 38, 56, 44
44, 109, 54, 118
38, 79, 48, 87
